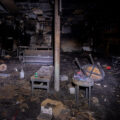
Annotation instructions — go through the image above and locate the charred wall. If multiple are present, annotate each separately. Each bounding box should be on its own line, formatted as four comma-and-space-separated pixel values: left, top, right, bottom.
0, 1, 120, 56
60, 1, 120, 55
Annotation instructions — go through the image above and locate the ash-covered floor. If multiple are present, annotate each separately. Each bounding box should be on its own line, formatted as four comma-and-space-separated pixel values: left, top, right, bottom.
0, 53, 120, 120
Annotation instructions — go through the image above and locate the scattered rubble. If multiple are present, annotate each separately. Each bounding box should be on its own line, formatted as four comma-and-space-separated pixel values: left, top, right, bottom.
0, 53, 119, 119
41, 99, 70, 119
73, 110, 96, 120
95, 83, 101, 87
60, 75, 69, 81
69, 87, 75, 94
0, 85, 16, 99
91, 97, 99, 105
104, 98, 107, 102
30, 96, 40, 102
32, 8, 43, 15
20, 103, 29, 112
102, 64, 108, 68
103, 85, 107, 88
68, 84, 75, 94
41, 106, 52, 115
37, 113, 52, 120
16, 95, 25, 104
17, 80, 31, 91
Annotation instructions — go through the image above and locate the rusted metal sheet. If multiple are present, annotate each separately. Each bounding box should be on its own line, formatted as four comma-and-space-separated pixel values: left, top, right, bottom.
54, 0, 60, 91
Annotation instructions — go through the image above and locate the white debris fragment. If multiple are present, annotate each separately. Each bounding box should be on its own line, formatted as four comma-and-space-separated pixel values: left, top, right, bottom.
95, 83, 101, 86
102, 64, 107, 68
41, 106, 53, 115
20, 69, 24, 79
92, 97, 99, 104
82, 46, 92, 51
32, 8, 43, 15
69, 87, 75, 94
14, 68, 18, 72
116, 95, 119, 97
16, 101, 20, 105
104, 98, 107, 102
60, 75, 68, 81
103, 85, 107, 88
41, 98, 68, 118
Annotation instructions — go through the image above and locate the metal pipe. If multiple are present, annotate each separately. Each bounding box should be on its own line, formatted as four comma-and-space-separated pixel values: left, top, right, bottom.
54, 0, 60, 92
89, 86, 91, 107
59, 0, 62, 14
75, 57, 87, 76
89, 54, 94, 65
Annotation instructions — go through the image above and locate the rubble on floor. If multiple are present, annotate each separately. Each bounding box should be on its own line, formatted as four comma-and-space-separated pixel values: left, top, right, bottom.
41, 98, 70, 119
91, 97, 99, 105
60, 75, 69, 81
0, 85, 16, 99
0, 53, 120, 119
68, 84, 75, 94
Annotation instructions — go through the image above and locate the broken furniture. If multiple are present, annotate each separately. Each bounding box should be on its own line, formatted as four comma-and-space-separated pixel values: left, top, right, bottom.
82, 54, 105, 82
31, 66, 53, 93
73, 75, 94, 107
73, 58, 94, 106
82, 64, 105, 82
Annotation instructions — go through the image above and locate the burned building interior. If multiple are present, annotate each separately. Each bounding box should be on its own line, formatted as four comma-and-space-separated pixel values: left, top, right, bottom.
0, 0, 120, 120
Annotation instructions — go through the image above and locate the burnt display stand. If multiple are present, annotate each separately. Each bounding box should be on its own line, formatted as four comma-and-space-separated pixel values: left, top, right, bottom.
31, 76, 51, 93
31, 66, 53, 93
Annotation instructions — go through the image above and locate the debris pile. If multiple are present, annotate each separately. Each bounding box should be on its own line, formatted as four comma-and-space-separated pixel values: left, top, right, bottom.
37, 99, 70, 120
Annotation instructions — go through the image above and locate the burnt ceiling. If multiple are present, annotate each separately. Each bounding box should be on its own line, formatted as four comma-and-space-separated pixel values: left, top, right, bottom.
0, 0, 120, 22
0, 0, 120, 55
